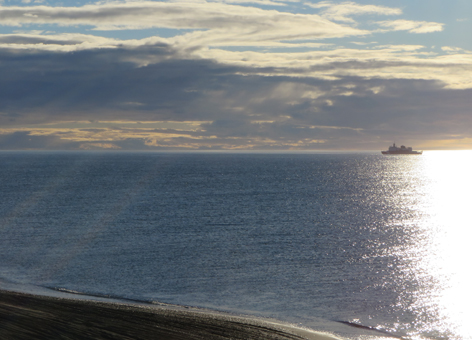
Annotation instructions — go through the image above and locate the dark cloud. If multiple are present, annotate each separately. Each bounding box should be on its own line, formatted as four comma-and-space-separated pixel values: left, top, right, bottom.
0, 35, 80, 46
0, 44, 246, 123
0, 131, 70, 150
1, 43, 472, 150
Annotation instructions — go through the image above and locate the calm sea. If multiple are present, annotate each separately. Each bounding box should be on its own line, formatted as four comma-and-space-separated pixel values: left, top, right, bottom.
0, 151, 471, 339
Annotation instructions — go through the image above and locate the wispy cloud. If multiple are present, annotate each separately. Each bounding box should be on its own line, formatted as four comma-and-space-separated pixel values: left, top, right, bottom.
0, 33, 127, 51
309, 1, 401, 23
197, 45, 472, 89
0, 2, 362, 36
376, 19, 444, 33
441, 46, 470, 53
0, 1, 369, 52
211, 0, 290, 6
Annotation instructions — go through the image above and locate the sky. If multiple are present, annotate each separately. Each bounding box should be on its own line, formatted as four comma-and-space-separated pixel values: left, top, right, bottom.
0, 0, 472, 151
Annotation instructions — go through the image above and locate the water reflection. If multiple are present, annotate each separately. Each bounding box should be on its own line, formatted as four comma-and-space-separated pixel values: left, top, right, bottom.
414, 151, 472, 339
1, 151, 471, 340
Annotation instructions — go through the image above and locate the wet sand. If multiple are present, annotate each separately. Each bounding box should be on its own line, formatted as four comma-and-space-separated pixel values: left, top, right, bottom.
0, 289, 336, 340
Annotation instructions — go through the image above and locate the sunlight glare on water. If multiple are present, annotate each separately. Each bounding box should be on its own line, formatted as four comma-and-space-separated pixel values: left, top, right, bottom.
1, 152, 472, 340
415, 151, 472, 338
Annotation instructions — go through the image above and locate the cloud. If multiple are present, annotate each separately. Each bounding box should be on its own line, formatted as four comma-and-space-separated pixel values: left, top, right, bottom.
0, 33, 127, 51
0, 2, 366, 40
310, 1, 402, 23
376, 19, 444, 33
10, 31, 472, 90
441, 46, 468, 53
0, 131, 68, 150
0, 1, 370, 56
0, 1, 471, 150
197, 45, 472, 89
213, 0, 289, 6
1, 43, 472, 151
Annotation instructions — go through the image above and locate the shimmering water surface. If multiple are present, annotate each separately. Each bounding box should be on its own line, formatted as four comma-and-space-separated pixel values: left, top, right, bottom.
0, 151, 471, 339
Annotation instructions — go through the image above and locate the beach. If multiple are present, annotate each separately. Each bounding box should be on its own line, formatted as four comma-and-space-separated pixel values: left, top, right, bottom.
0, 289, 337, 340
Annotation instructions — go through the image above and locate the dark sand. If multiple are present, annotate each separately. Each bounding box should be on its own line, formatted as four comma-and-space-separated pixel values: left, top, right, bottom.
0, 289, 334, 340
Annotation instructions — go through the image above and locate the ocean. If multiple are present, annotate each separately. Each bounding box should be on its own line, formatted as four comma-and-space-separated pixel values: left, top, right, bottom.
0, 151, 471, 339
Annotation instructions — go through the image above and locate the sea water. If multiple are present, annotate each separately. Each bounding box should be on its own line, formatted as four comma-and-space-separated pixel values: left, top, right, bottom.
0, 151, 471, 339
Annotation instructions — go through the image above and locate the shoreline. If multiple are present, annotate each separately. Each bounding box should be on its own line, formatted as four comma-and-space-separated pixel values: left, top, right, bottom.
0, 289, 339, 340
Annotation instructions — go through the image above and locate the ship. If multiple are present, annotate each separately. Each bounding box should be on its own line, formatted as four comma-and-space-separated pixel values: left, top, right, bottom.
381, 143, 422, 155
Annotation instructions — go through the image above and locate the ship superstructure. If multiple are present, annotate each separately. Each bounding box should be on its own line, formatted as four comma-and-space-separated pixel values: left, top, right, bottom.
381, 143, 422, 155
